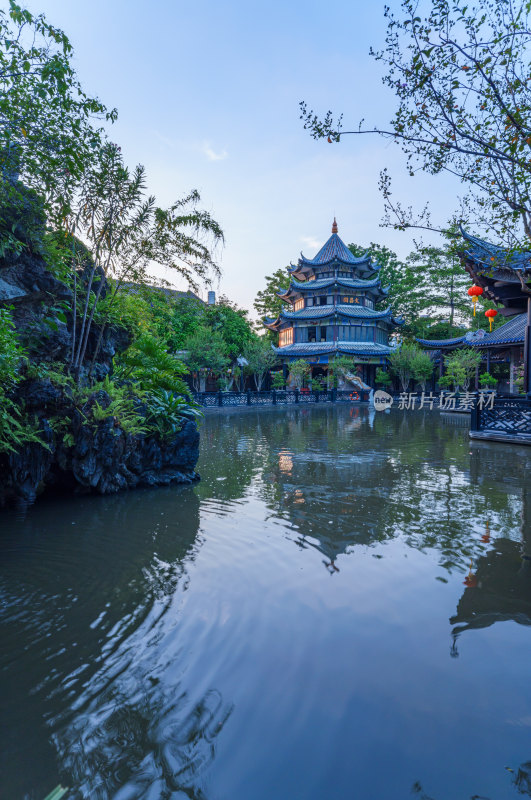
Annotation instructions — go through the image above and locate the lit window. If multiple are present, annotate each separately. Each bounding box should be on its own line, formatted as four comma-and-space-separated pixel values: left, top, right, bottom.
279, 328, 294, 347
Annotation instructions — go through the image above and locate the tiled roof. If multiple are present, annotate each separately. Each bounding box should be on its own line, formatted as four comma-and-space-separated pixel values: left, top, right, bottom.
274, 342, 335, 355
274, 341, 395, 357
416, 314, 527, 349
470, 313, 526, 346
417, 334, 467, 348
299, 233, 377, 268
280, 304, 393, 321
280, 276, 383, 293
336, 342, 395, 355
460, 227, 531, 273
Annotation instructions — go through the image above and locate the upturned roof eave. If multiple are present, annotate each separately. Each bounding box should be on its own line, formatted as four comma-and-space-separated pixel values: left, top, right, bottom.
279, 303, 394, 321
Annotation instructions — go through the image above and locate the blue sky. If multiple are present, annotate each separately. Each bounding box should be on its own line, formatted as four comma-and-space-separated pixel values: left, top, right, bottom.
34, 0, 458, 315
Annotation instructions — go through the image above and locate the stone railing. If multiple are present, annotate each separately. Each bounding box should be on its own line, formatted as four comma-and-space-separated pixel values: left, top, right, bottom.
193, 389, 370, 408
471, 394, 531, 436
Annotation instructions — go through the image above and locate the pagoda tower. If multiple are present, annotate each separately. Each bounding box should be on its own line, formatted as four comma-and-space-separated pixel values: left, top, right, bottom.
264, 219, 402, 385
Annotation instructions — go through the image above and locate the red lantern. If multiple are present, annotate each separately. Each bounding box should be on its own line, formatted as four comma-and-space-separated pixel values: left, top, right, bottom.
485, 308, 498, 332
467, 285, 484, 316
464, 560, 478, 588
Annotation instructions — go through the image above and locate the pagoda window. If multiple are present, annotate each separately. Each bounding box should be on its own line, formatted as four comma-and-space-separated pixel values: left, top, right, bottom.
365, 298, 374, 309
376, 327, 388, 344
279, 328, 294, 347
307, 297, 314, 307
294, 298, 304, 311
307, 326, 317, 343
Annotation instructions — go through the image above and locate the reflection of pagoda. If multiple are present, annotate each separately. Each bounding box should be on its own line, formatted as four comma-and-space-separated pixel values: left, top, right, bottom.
264, 219, 402, 385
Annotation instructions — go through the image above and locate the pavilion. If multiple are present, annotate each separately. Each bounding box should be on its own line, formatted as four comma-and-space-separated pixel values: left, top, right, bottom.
417, 313, 526, 393
460, 228, 531, 395
264, 219, 403, 385
416, 228, 531, 394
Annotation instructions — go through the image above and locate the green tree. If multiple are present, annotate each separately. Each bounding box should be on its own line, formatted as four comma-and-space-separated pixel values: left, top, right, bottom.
347, 242, 418, 320
301, 0, 531, 248
185, 327, 229, 390
375, 367, 392, 388
479, 372, 497, 388
243, 338, 278, 391
288, 359, 311, 388
0, 2, 116, 229
205, 296, 256, 359
389, 343, 420, 391
68, 142, 223, 378
444, 348, 482, 390
329, 355, 357, 387
254, 267, 291, 320
412, 349, 434, 390
271, 371, 286, 389
253, 267, 291, 343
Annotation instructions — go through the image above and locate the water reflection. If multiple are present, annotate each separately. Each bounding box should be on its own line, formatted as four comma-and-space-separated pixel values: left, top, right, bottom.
244, 407, 520, 569
0, 486, 231, 799
2, 406, 531, 800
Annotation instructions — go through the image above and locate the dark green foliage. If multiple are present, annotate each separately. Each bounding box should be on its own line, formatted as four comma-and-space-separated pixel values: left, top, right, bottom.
389, 344, 421, 391
185, 326, 230, 390
145, 389, 202, 440
0, 180, 46, 257
113, 334, 190, 396
253, 268, 291, 342
0, 308, 48, 453
243, 338, 278, 390
348, 240, 504, 337
271, 371, 285, 389
479, 371, 498, 388
205, 296, 256, 358
0, 2, 116, 227
375, 367, 392, 388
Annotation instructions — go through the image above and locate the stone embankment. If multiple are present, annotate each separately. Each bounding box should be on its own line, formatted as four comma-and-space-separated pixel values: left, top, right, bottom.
0, 185, 199, 509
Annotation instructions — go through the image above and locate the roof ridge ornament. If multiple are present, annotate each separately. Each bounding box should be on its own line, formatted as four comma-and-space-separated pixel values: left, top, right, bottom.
332, 217, 338, 234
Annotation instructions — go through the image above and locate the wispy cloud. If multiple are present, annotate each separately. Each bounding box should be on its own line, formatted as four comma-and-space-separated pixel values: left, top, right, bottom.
152, 130, 176, 148
300, 236, 321, 251
202, 141, 228, 161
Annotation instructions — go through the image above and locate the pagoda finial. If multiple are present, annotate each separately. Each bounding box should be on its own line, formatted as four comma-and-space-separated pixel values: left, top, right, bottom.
332, 217, 338, 234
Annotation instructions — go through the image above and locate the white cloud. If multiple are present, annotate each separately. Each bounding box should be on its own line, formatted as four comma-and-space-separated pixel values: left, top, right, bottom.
202, 142, 228, 161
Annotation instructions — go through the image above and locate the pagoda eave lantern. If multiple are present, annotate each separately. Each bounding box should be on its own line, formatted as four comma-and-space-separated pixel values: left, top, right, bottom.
485, 308, 498, 332
467, 284, 484, 316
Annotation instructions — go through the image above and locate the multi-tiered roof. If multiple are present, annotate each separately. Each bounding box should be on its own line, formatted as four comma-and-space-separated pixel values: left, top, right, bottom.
265, 219, 402, 359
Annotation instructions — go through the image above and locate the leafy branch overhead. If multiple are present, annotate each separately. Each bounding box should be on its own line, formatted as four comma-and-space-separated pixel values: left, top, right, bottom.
0, 1, 116, 222
300, 0, 531, 246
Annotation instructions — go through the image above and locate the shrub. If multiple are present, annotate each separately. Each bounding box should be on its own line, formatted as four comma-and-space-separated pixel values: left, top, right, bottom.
375, 367, 392, 388
145, 389, 202, 439
114, 334, 190, 396
479, 372, 497, 389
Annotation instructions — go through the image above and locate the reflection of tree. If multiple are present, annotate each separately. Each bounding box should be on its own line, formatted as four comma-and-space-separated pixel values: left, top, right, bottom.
0, 485, 231, 799
515, 762, 531, 796
54, 680, 232, 799
252, 406, 517, 570
195, 413, 268, 509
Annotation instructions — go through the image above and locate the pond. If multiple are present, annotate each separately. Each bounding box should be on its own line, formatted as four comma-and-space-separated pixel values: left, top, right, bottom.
1, 406, 531, 800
